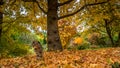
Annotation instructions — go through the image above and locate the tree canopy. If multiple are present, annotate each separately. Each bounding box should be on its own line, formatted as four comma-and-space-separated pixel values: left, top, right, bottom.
0, 0, 120, 52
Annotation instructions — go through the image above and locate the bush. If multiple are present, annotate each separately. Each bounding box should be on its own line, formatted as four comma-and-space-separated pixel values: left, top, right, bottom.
73, 37, 83, 45
89, 45, 100, 49
0, 44, 31, 58
77, 45, 88, 50
67, 38, 90, 50
87, 32, 101, 45
77, 42, 90, 50
0, 36, 31, 58
111, 62, 120, 68
9, 44, 31, 57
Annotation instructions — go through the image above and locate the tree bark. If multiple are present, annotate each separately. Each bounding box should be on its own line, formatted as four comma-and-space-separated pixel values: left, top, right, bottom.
104, 19, 114, 46
0, 0, 3, 40
115, 32, 120, 46
118, 32, 120, 45
118, 32, 120, 43
47, 0, 63, 51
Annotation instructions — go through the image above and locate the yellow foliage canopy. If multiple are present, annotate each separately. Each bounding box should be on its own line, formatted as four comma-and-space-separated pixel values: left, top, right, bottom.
58, 19, 77, 48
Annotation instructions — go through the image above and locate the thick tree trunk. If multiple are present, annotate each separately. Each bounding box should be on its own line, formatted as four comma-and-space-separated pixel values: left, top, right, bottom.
47, 0, 63, 51
104, 19, 114, 46
0, 0, 3, 40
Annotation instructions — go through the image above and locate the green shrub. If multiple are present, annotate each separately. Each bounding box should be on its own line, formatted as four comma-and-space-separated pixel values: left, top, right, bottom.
111, 62, 120, 68
77, 42, 90, 50
77, 45, 89, 50
0, 37, 31, 58
9, 44, 30, 57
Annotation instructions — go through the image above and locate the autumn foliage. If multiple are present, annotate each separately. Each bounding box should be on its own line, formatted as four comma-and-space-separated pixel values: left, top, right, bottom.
0, 47, 120, 68
73, 37, 83, 45
58, 19, 76, 48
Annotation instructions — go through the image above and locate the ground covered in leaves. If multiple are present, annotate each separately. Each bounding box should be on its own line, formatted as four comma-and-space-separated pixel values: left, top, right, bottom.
0, 47, 120, 68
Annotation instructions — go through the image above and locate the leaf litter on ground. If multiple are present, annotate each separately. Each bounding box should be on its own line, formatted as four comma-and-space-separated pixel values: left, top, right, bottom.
0, 47, 120, 68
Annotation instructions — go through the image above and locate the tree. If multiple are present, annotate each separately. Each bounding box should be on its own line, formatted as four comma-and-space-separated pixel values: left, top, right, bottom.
1, 0, 110, 51
104, 19, 114, 45
0, 0, 4, 41
22, 0, 110, 51
89, 0, 120, 46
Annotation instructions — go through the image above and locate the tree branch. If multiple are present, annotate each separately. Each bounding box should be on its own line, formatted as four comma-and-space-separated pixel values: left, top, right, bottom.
58, 0, 74, 6
10, 0, 16, 5
58, 0, 109, 20
0, 0, 4, 5
22, 0, 36, 2
35, 0, 47, 14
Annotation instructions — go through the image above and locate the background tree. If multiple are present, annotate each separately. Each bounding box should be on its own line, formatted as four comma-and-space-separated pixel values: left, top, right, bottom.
77, 0, 120, 46
0, 0, 4, 40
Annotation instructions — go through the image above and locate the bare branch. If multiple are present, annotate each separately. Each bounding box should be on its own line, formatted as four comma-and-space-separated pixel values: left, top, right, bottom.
58, 0, 74, 6
58, 0, 109, 20
35, 0, 47, 14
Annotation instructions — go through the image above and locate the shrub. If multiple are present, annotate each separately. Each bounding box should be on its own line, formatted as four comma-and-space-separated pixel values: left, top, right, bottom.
73, 37, 83, 45
9, 44, 30, 57
0, 37, 31, 58
111, 62, 120, 68
77, 42, 90, 50
88, 32, 101, 45
77, 45, 88, 50
89, 45, 99, 49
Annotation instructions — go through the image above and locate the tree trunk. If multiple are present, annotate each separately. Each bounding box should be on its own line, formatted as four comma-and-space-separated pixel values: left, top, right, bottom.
115, 32, 120, 46
118, 32, 120, 45
104, 19, 114, 46
47, 0, 63, 51
0, 0, 3, 40
118, 32, 120, 43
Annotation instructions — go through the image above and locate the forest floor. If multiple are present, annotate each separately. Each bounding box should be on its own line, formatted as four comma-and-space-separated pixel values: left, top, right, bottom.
0, 47, 120, 68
